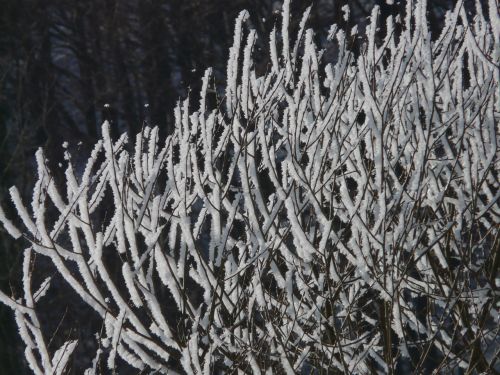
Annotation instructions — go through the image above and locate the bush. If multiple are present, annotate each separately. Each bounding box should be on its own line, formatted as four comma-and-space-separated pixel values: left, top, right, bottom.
1, 0, 499, 373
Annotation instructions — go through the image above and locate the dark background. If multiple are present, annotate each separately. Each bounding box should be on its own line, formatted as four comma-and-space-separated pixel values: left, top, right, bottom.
0, 0, 460, 372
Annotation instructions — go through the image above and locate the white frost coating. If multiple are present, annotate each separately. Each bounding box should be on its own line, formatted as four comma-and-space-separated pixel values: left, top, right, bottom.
242, 29, 257, 117
108, 310, 125, 370
226, 10, 250, 116
0, 204, 22, 239
292, 6, 312, 66
52, 340, 78, 375
9, 186, 37, 235
269, 27, 280, 73
281, 0, 292, 81
342, 5, 350, 21
0, 0, 498, 373
122, 263, 143, 308
33, 277, 51, 303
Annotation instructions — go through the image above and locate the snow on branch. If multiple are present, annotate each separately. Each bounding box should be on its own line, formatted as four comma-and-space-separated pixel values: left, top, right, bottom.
1, 0, 499, 373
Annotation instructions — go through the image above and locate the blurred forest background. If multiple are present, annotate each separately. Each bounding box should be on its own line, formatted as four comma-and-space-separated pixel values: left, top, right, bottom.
0, 0, 464, 372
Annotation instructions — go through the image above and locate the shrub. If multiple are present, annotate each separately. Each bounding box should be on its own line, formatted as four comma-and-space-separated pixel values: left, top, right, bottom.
1, 0, 499, 373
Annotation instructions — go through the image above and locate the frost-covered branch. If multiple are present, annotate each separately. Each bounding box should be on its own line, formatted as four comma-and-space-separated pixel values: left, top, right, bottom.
1, 0, 499, 373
